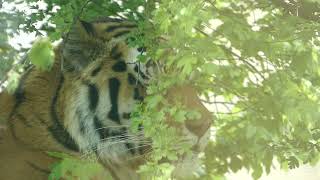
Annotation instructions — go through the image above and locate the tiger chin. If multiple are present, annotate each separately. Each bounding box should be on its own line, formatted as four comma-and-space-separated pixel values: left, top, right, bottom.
0, 17, 212, 180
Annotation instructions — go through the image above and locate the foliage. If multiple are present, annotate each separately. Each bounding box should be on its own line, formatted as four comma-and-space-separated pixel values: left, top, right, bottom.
0, 0, 24, 89
1, 0, 320, 179
28, 37, 54, 71
47, 152, 110, 180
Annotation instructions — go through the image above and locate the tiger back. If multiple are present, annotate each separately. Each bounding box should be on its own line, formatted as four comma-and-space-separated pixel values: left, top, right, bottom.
0, 47, 72, 180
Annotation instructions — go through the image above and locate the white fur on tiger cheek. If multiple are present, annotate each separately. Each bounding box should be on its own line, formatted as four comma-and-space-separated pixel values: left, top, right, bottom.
66, 85, 101, 151
97, 142, 131, 164
126, 47, 140, 64
65, 72, 142, 162
126, 48, 150, 80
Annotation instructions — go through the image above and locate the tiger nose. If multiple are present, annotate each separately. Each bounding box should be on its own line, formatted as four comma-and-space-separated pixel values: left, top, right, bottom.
185, 118, 211, 138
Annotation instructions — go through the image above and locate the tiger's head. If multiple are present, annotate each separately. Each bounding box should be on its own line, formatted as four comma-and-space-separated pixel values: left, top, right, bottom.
62, 17, 154, 81
61, 18, 212, 179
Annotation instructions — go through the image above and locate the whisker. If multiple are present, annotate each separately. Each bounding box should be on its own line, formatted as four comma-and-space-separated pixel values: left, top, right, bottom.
80, 124, 186, 162
91, 143, 152, 160
98, 132, 145, 142
90, 136, 184, 157
81, 137, 151, 158
94, 124, 131, 130
126, 147, 153, 161
99, 138, 151, 147
119, 144, 152, 154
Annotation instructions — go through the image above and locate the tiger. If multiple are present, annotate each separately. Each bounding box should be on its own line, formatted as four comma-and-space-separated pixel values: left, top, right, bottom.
0, 17, 212, 180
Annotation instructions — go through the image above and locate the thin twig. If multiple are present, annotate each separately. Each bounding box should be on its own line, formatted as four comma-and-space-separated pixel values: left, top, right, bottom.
200, 99, 237, 105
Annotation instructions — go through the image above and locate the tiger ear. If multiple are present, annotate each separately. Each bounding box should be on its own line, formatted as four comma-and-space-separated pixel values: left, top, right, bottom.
76, 20, 97, 41
61, 20, 101, 72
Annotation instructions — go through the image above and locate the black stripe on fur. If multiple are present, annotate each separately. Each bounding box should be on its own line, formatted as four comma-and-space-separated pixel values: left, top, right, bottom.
49, 75, 79, 151
105, 24, 137, 32
127, 73, 137, 85
88, 84, 99, 111
94, 116, 105, 139
113, 30, 131, 38
108, 78, 121, 124
91, 66, 102, 77
80, 20, 95, 35
112, 61, 127, 72
110, 45, 122, 59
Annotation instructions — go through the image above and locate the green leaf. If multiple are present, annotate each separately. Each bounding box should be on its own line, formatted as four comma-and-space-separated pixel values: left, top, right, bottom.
230, 156, 242, 172
174, 110, 187, 123
47, 151, 72, 159
202, 63, 218, 75
246, 125, 257, 139
291, 51, 312, 74
48, 155, 108, 180
251, 163, 263, 180
28, 38, 54, 71
146, 94, 163, 109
